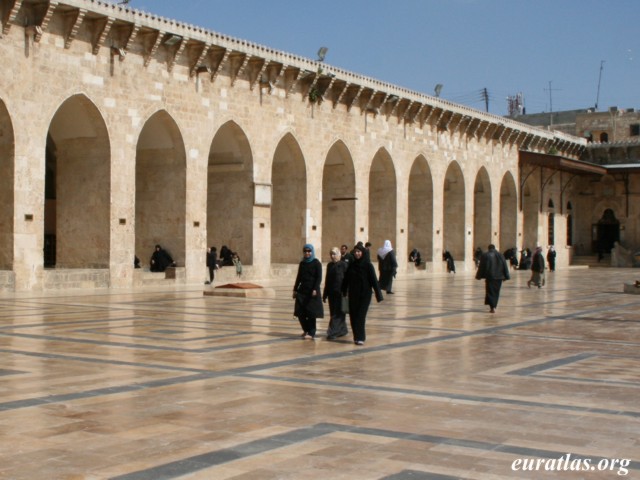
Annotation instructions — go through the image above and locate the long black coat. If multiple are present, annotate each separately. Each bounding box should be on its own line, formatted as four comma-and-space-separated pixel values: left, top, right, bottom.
150, 248, 173, 272
293, 259, 324, 318
323, 260, 348, 299
532, 251, 545, 273
342, 258, 383, 308
476, 249, 510, 281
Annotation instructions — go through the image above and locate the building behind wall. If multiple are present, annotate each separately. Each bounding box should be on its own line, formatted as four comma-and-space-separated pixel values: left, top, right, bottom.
512, 107, 640, 258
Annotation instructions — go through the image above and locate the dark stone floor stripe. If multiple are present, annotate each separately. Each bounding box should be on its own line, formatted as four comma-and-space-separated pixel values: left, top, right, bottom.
110, 426, 324, 480
507, 352, 596, 376
238, 373, 640, 418
0, 373, 211, 412
110, 422, 640, 479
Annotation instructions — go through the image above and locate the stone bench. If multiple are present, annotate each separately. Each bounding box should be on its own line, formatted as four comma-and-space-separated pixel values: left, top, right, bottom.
164, 266, 185, 279
623, 282, 640, 294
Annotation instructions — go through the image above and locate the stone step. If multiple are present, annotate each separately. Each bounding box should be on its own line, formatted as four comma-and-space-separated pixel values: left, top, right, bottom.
571, 254, 611, 267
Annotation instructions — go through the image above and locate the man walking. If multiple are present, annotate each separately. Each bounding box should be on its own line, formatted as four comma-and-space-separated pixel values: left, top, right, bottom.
475, 244, 510, 313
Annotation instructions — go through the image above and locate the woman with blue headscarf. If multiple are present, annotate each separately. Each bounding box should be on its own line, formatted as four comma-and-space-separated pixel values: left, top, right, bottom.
293, 244, 324, 339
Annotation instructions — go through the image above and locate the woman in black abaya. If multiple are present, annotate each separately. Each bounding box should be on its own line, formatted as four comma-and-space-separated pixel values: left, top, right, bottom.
293, 244, 324, 339
342, 244, 383, 345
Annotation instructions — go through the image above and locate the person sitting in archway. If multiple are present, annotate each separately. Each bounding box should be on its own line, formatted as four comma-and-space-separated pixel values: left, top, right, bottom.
150, 244, 174, 272
219, 245, 235, 266
409, 248, 421, 267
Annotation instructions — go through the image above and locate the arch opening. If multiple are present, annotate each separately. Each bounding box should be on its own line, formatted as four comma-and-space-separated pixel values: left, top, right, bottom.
271, 134, 306, 263
46, 95, 110, 268
368, 149, 397, 253
408, 156, 433, 263
322, 141, 355, 261
208, 121, 254, 264
135, 111, 186, 268
499, 172, 518, 252
0, 100, 15, 270
473, 167, 492, 253
443, 162, 465, 261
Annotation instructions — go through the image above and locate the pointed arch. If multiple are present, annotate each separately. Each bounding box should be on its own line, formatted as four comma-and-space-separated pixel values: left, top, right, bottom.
322, 140, 355, 261
135, 110, 186, 266
443, 161, 465, 261
473, 167, 492, 251
408, 155, 433, 262
499, 172, 518, 251
0, 99, 14, 269
208, 121, 254, 264
46, 94, 110, 268
272, 133, 306, 263
369, 148, 397, 252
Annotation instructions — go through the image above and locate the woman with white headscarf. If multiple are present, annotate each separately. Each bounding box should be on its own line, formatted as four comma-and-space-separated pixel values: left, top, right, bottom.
377, 240, 398, 294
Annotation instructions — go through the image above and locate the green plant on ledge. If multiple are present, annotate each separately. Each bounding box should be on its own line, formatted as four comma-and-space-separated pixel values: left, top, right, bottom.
309, 86, 321, 104
308, 66, 324, 104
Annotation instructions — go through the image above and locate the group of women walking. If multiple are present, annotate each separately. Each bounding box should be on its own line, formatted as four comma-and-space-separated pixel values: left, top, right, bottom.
293, 243, 384, 346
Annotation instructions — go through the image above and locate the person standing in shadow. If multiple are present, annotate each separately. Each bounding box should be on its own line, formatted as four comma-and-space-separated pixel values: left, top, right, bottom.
547, 245, 556, 272
205, 246, 217, 285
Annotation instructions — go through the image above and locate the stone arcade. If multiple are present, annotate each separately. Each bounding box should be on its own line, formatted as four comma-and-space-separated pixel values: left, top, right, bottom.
0, 0, 596, 291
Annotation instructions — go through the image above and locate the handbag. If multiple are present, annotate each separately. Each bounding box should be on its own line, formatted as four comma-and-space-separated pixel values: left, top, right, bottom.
341, 296, 349, 314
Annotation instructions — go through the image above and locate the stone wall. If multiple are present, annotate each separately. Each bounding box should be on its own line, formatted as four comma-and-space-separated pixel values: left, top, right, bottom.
0, 0, 586, 291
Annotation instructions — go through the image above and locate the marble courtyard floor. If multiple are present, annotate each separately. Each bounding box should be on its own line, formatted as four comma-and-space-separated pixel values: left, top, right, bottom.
0, 268, 638, 479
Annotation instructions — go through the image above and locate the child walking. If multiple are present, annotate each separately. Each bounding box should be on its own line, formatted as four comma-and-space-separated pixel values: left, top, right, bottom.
232, 253, 243, 279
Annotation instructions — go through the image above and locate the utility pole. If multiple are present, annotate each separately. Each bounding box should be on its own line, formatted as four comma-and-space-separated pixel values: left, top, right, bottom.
482, 88, 489, 112
595, 60, 605, 111
544, 81, 561, 126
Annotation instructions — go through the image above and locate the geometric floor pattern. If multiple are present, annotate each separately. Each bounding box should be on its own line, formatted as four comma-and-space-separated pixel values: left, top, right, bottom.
0, 267, 638, 479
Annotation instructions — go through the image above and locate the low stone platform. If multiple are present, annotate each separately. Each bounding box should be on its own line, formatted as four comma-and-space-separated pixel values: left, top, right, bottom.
204, 282, 275, 298
623, 281, 640, 294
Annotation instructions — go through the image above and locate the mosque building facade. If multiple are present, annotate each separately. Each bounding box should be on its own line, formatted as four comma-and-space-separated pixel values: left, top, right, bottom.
3, 0, 637, 292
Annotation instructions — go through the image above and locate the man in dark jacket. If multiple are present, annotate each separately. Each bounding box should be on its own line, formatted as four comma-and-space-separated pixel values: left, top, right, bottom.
475, 244, 510, 313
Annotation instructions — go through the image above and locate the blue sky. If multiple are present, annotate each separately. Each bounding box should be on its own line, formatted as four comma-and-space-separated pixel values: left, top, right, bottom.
126, 0, 639, 116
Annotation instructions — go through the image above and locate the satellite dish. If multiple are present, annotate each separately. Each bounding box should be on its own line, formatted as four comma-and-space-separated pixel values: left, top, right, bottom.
434, 84, 443, 97
317, 47, 328, 62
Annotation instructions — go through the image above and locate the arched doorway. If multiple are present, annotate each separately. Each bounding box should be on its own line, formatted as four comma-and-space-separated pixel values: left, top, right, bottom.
135, 111, 186, 267
473, 167, 492, 252
0, 99, 14, 270
408, 156, 433, 263
499, 172, 518, 251
594, 208, 620, 254
271, 133, 306, 264
46, 95, 110, 268
208, 121, 254, 264
443, 162, 465, 262
369, 148, 397, 253
548, 212, 555, 246
322, 141, 355, 261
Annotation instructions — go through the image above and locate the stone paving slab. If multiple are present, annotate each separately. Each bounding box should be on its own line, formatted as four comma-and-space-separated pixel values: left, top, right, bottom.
0, 268, 638, 479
